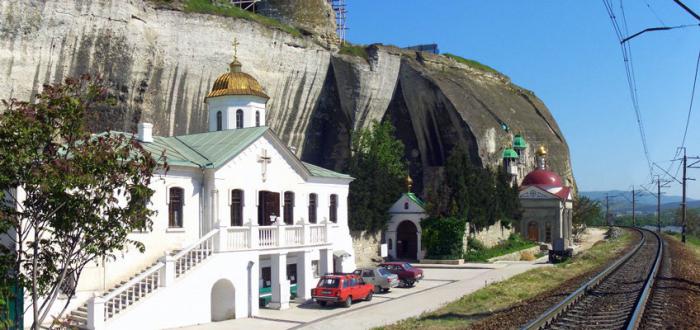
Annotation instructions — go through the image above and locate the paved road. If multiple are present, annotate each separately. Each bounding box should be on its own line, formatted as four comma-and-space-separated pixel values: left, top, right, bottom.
175, 261, 548, 330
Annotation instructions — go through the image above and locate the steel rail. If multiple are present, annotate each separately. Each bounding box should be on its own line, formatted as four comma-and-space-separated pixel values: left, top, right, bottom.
520, 227, 661, 330
626, 229, 663, 330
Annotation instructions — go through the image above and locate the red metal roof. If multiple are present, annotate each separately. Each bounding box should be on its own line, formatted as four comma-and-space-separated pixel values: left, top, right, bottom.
522, 169, 563, 187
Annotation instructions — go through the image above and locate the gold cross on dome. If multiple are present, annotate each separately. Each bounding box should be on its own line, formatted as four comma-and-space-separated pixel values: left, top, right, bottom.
232, 37, 240, 61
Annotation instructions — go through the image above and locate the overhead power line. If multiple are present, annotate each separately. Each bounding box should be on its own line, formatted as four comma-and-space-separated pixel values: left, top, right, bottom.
602, 0, 654, 179
681, 49, 700, 149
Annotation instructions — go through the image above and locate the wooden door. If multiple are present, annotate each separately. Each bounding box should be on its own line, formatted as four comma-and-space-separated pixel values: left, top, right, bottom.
527, 222, 539, 242
258, 191, 280, 225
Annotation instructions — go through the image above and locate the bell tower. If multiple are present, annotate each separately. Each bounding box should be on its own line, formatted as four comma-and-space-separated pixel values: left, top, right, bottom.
205, 38, 270, 132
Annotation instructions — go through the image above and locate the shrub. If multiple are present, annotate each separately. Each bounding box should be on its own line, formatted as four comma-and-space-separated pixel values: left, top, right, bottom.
464, 233, 537, 262
339, 43, 369, 61
443, 53, 501, 75
421, 216, 467, 259
182, 0, 302, 37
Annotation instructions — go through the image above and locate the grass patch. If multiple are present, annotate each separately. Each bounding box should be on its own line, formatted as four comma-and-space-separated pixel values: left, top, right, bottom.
381, 230, 632, 330
667, 232, 700, 255
181, 0, 302, 37
464, 234, 537, 262
339, 43, 369, 61
443, 53, 501, 75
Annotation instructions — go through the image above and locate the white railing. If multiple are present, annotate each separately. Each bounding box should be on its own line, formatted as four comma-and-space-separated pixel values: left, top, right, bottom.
285, 225, 303, 246
172, 230, 217, 278
259, 226, 277, 247
309, 224, 326, 244
101, 262, 164, 321
227, 227, 250, 250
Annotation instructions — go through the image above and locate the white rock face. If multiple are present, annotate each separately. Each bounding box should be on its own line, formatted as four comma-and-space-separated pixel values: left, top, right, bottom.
0, 0, 576, 194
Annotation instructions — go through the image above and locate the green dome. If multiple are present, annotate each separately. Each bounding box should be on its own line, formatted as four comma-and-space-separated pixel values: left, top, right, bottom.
513, 135, 528, 149
502, 148, 519, 159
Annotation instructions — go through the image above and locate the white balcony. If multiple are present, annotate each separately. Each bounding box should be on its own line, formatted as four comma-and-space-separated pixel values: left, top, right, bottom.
222, 222, 332, 252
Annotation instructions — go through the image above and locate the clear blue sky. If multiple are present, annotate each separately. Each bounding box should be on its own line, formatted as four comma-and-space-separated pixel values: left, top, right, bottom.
346, 0, 700, 199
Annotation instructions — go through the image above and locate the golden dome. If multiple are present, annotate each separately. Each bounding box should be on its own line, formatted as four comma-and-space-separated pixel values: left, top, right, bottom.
206, 60, 270, 100
406, 175, 413, 192
536, 145, 548, 157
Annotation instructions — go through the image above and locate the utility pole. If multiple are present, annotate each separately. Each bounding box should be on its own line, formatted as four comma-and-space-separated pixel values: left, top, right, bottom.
682, 148, 688, 243
605, 193, 610, 227
657, 179, 662, 233
632, 186, 636, 227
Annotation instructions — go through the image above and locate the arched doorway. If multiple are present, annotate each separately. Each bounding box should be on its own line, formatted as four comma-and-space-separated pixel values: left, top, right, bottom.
211, 279, 235, 322
396, 220, 418, 260
527, 222, 539, 242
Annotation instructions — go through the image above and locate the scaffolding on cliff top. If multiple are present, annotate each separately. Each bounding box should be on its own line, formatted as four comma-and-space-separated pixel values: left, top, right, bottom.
327, 0, 347, 42
227, 0, 261, 12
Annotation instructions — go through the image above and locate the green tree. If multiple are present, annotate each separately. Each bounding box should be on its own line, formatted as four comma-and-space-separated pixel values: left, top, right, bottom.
427, 147, 516, 232
421, 216, 466, 259
495, 165, 522, 227
0, 76, 162, 328
347, 121, 406, 232
572, 196, 602, 238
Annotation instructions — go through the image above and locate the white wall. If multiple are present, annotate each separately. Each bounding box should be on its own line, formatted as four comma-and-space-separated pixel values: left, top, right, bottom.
106, 251, 259, 330
206, 95, 267, 131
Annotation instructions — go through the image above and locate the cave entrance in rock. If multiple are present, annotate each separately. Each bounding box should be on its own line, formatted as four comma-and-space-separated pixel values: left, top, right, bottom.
211, 279, 235, 322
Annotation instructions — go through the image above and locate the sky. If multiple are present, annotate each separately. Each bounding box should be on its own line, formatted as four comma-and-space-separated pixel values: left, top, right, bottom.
345, 0, 700, 199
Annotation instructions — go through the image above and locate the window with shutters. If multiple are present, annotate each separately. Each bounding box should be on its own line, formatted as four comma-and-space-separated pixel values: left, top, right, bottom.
231, 189, 244, 226
284, 191, 294, 225
308, 193, 317, 224
168, 187, 184, 228
329, 194, 338, 223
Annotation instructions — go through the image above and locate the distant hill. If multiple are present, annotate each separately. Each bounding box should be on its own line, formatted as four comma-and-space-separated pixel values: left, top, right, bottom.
579, 190, 700, 215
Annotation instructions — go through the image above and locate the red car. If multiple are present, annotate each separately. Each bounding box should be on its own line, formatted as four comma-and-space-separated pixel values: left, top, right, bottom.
311, 273, 374, 307
379, 262, 424, 287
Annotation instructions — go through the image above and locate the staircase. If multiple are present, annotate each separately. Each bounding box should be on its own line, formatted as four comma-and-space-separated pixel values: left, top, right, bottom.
63, 230, 218, 329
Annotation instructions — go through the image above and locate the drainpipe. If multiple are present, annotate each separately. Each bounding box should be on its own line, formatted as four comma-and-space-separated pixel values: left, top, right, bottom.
247, 261, 254, 317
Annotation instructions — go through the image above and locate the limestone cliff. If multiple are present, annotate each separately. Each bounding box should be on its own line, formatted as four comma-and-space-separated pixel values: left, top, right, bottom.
0, 0, 575, 195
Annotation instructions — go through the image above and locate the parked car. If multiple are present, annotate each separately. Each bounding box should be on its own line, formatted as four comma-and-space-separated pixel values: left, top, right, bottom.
311, 273, 374, 307
353, 267, 399, 293
379, 262, 424, 287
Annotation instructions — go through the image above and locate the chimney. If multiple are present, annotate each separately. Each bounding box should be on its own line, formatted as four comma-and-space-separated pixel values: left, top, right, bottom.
137, 123, 153, 143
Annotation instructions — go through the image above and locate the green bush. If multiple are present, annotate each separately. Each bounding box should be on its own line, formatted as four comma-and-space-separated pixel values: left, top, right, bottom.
182, 0, 302, 37
421, 216, 467, 259
464, 233, 537, 262
443, 53, 501, 75
339, 43, 369, 61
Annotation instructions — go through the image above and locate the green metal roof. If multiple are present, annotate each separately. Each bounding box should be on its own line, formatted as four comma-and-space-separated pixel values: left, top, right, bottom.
502, 148, 519, 159
134, 127, 351, 180
303, 162, 353, 179
513, 134, 528, 149
407, 192, 425, 207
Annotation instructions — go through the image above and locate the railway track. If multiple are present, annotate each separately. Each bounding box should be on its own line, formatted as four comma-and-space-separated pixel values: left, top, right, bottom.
521, 227, 663, 330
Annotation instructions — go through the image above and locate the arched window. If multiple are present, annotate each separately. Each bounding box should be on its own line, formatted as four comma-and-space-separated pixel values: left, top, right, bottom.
283, 191, 294, 225
329, 194, 338, 223
308, 193, 317, 224
255, 111, 261, 127
168, 187, 184, 228
231, 189, 244, 226
236, 109, 244, 128
404, 202, 409, 210
216, 111, 223, 131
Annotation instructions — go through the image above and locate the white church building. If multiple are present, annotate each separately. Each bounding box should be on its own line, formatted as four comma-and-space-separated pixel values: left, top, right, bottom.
27, 52, 357, 329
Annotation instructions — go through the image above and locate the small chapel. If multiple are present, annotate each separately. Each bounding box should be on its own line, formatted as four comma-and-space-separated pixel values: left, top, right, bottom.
516, 145, 573, 251
26, 44, 358, 330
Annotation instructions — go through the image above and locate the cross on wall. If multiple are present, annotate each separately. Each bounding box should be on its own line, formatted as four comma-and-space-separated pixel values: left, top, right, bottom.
258, 149, 271, 182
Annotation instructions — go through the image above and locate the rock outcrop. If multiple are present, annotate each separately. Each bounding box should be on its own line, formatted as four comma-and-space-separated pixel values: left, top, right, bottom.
0, 0, 575, 195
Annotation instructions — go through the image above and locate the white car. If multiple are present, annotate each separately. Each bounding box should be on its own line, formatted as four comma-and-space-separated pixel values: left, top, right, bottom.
353, 267, 400, 293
